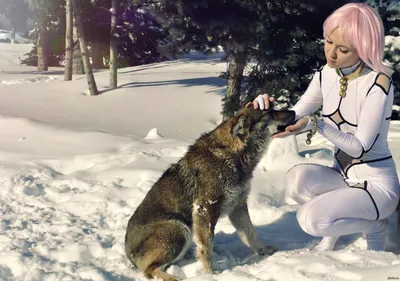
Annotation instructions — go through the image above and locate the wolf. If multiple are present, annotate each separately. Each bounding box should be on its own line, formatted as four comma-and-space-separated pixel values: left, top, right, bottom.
125, 107, 295, 281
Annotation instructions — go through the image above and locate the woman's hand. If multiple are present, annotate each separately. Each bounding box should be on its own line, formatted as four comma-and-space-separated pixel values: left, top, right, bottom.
272, 116, 310, 138
245, 94, 275, 110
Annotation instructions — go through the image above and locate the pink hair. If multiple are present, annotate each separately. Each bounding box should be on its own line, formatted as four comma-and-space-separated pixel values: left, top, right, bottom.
323, 3, 393, 76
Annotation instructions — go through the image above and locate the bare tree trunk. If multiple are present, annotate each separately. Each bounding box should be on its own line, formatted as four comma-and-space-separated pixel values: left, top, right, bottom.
222, 53, 246, 120
74, 0, 99, 96
64, 0, 73, 81
37, 15, 48, 72
10, 28, 15, 44
109, 0, 118, 89
73, 21, 84, 74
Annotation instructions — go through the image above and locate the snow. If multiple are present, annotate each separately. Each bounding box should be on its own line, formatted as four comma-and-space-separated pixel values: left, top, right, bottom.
386, 36, 400, 53
385, 36, 400, 63
0, 42, 399, 281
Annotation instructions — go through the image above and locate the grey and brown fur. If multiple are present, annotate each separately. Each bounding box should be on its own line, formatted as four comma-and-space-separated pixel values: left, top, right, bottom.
125, 107, 295, 281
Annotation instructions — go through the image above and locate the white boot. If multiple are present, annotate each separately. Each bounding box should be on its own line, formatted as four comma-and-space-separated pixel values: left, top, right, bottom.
312, 236, 338, 252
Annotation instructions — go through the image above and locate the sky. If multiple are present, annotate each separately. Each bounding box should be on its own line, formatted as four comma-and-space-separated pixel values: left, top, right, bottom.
0, 40, 400, 281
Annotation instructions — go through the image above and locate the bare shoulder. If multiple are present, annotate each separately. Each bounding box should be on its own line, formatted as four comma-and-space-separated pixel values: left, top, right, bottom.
375, 73, 392, 93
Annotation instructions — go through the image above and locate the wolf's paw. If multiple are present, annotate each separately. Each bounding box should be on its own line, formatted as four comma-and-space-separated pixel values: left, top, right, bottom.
257, 245, 277, 256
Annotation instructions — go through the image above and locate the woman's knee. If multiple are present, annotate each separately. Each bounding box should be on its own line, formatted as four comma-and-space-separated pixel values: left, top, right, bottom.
296, 204, 326, 237
284, 164, 313, 204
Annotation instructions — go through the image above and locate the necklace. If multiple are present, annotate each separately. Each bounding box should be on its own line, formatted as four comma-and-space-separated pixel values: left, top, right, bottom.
335, 63, 364, 98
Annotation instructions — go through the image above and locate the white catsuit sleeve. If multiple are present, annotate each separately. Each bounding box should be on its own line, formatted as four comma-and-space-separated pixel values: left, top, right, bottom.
292, 71, 323, 120
317, 85, 389, 158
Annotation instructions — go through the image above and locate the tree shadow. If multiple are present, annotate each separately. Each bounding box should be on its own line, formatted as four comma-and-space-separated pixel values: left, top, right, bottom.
1, 70, 65, 75
171, 212, 320, 273
117, 57, 225, 75
213, 212, 313, 260
118, 63, 175, 75
99, 76, 227, 96
210, 210, 400, 270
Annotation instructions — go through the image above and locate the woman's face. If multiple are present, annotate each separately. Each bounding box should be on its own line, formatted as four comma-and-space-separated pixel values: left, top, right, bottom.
324, 28, 360, 69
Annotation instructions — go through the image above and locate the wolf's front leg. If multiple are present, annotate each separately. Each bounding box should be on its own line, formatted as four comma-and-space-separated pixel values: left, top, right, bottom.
192, 199, 220, 274
229, 197, 277, 256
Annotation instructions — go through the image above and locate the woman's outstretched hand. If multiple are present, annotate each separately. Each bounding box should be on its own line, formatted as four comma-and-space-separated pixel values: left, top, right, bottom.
272, 116, 309, 138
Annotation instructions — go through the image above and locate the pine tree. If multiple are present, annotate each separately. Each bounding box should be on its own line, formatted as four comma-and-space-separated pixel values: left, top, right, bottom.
385, 37, 400, 105
109, 1, 168, 67
21, 1, 66, 68
135, 0, 348, 117
364, 0, 400, 105
24, 0, 58, 71
134, 0, 275, 118
241, 1, 349, 110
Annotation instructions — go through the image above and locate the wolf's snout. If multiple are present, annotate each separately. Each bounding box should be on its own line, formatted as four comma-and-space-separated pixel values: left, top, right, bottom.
274, 110, 296, 125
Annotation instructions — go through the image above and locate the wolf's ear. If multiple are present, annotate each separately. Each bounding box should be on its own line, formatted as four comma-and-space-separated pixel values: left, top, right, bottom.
231, 116, 247, 138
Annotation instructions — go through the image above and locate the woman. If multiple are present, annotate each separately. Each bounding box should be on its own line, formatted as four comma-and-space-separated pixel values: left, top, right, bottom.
250, 3, 399, 252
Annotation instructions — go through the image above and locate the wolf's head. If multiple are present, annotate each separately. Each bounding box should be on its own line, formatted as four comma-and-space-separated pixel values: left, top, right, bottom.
230, 107, 296, 142
207, 107, 295, 154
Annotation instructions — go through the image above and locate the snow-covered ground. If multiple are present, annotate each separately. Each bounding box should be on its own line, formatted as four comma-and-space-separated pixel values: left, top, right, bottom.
0, 42, 399, 281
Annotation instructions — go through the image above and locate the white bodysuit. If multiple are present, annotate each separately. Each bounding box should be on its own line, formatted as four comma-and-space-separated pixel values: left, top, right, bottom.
284, 62, 400, 251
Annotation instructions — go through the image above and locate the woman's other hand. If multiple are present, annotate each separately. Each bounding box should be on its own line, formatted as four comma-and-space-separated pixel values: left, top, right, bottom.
245, 94, 275, 110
